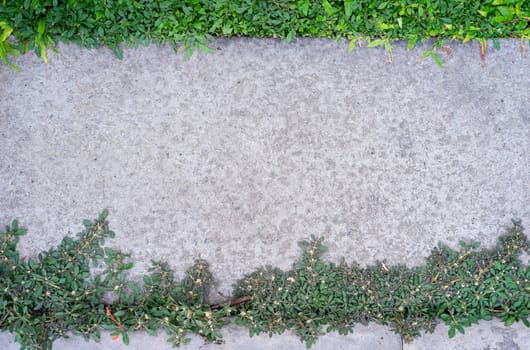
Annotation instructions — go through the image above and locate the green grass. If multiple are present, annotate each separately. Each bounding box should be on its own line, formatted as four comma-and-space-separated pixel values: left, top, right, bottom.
1, 0, 529, 68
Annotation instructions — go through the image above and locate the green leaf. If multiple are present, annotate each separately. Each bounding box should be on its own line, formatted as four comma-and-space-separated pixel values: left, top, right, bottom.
367, 39, 387, 48
463, 33, 475, 43
146, 328, 157, 336
491, 0, 517, 5
105, 247, 117, 258
299, 0, 310, 16
122, 332, 129, 345
286, 30, 295, 43
384, 41, 392, 53
504, 317, 516, 326
39, 42, 48, 63
197, 43, 214, 54
113, 310, 125, 317
348, 38, 356, 52
185, 47, 194, 59
419, 50, 433, 59
433, 52, 443, 68
448, 326, 456, 338
344, 0, 353, 18
37, 19, 46, 38
0, 22, 13, 42
222, 23, 232, 35
110, 46, 123, 60
497, 6, 515, 19
29, 258, 37, 270
99, 209, 109, 220
322, 0, 338, 16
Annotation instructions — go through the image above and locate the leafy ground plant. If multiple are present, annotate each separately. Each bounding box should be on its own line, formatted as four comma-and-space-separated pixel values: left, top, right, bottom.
234, 226, 530, 346
1, 211, 529, 349
0, 0, 529, 68
0, 210, 227, 350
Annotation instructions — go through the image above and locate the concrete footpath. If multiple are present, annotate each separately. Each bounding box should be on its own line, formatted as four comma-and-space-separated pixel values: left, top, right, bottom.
1, 39, 529, 349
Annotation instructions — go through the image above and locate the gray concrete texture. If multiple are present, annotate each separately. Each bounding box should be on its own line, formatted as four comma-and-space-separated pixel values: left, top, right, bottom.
0, 38, 529, 349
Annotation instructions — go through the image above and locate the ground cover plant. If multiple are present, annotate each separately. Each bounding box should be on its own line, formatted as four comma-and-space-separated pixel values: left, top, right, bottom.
0, 0, 529, 69
1, 211, 529, 350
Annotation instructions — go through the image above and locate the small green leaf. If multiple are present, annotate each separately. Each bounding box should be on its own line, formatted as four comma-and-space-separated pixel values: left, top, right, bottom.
463, 33, 475, 43
367, 38, 387, 48
38, 41, 48, 63
299, 0, 310, 16
197, 43, 214, 53
433, 52, 443, 68
448, 326, 456, 338
348, 38, 356, 52
344, 0, 353, 18
491, 0, 514, 5
497, 6, 515, 19
146, 328, 157, 336
99, 209, 109, 220
407, 36, 417, 50
384, 41, 392, 53
185, 47, 194, 59
222, 23, 232, 35
419, 50, 434, 59
110, 46, 123, 60
322, 0, 338, 16
122, 332, 129, 345
113, 310, 125, 317
37, 19, 46, 37
286, 30, 295, 43
0, 22, 13, 42
504, 317, 516, 326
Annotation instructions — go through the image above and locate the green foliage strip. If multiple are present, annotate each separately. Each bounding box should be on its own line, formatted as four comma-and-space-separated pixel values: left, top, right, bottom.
1, 211, 529, 350
1, 0, 530, 68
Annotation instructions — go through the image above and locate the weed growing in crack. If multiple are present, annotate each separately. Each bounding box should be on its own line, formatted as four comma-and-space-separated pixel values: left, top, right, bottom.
1, 212, 529, 349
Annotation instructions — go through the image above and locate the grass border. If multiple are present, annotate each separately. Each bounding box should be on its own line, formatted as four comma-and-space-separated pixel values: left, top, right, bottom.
1, 0, 530, 69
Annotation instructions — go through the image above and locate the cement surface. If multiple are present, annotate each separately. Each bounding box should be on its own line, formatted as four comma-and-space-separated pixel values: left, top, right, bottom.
1, 38, 529, 349
1, 320, 528, 350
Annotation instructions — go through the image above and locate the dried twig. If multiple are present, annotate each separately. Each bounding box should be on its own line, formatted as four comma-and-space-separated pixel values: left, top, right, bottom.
105, 305, 124, 331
